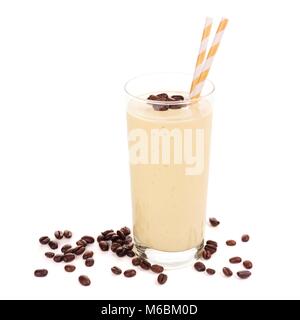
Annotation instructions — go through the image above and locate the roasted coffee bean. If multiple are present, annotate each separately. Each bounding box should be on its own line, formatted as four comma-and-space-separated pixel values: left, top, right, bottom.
202, 250, 211, 260
73, 246, 85, 255
117, 230, 126, 240
111, 242, 121, 253
209, 217, 220, 227
104, 232, 115, 241
48, 240, 58, 250
153, 104, 169, 111
76, 239, 87, 246
156, 93, 169, 100
206, 268, 216, 275
101, 229, 114, 236
168, 97, 182, 109
226, 240, 236, 246
123, 243, 134, 251
116, 247, 126, 257
79, 275, 91, 286
111, 234, 120, 242
39, 236, 50, 245
147, 95, 159, 101
132, 257, 141, 266
53, 254, 64, 263
126, 250, 135, 257
237, 271, 251, 279
151, 264, 164, 274
223, 267, 233, 277
34, 269, 48, 277
81, 236, 94, 244
54, 231, 64, 240
64, 265, 76, 272
99, 241, 109, 251
115, 239, 125, 245
97, 234, 105, 242
204, 244, 217, 254
140, 260, 151, 270
242, 234, 250, 242
124, 236, 133, 244
65, 247, 74, 254
194, 261, 206, 272
63, 253, 75, 263
171, 95, 184, 101
61, 244, 72, 253
120, 226, 131, 236
124, 269, 136, 278
111, 266, 122, 275
85, 258, 94, 267
243, 260, 253, 269
229, 257, 242, 264
63, 230, 72, 239
206, 240, 218, 247
83, 251, 94, 260
157, 273, 168, 285
45, 252, 55, 258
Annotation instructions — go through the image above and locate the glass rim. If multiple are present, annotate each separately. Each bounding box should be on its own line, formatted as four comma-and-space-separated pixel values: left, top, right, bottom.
124, 72, 215, 106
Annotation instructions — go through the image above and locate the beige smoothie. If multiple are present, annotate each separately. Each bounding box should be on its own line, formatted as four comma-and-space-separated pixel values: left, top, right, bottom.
127, 95, 212, 252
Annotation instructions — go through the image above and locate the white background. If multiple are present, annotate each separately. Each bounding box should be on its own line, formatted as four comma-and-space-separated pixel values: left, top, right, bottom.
0, 0, 299, 300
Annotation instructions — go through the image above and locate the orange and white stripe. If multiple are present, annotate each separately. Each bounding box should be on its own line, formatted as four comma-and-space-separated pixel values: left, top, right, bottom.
190, 18, 228, 99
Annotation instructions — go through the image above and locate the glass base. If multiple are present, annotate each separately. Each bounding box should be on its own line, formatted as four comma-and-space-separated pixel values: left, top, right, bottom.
134, 240, 204, 270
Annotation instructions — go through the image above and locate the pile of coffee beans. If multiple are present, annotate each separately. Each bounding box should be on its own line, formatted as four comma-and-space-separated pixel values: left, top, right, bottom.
147, 93, 186, 111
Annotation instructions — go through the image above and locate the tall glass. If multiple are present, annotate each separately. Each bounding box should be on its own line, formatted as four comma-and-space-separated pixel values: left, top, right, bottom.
125, 73, 214, 268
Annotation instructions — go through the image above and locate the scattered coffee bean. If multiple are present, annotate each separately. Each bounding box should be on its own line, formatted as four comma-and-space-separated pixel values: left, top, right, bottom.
223, 267, 233, 277
115, 239, 125, 245
83, 251, 94, 260
140, 260, 151, 270
81, 236, 94, 244
64, 265, 76, 272
73, 246, 85, 255
229, 257, 242, 264
63, 253, 75, 263
104, 232, 115, 241
61, 244, 72, 253
63, 230, 72, 239
206, 268, 216, 275
39, 236, 50, 245
76, 239, 87, 246
34, 269, 48, 277
237, 271, 251, 279
53, 254, 64, 263
132, 257, 141, 266
194, 261, 206, 272
126, 250, 135, 257
124, 243, 134, 251
171, 95, 184, 101
151, 264, 164, 274
124, 236, 132, 244
48, 240, 58, 250
85, 258, 94, 267
79, 275, 91, 286
206, 240, 218, 247
124, 269, 136, 278
99, 241, 109, 251
111, 234, 120, 241
111, 266, 122, 275
209, 217, 220, 227
120, 226, 131, 236
116, 247, 126, 257
117, 230, 126, 240
226, 240, 236, 246
101, 229, 114, 236
45, 252, 55, 258
243, 260, 253, 269
111, 242, 121, 252
242, 234, 250, 242
157, 273, 168, 285
202, 250, 211, 260
65, 247, 74, 254
54, 231, 64, 240
205, 244, 217, 254
97, 234, 105, 242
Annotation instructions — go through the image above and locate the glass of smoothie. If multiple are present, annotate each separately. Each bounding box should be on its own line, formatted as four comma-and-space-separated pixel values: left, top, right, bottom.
125, 73, 214, 268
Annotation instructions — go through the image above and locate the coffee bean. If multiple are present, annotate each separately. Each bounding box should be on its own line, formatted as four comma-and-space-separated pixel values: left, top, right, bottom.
99, 241, 109, 251
156, 93, 169, 100
204, 244, 217, 254
115, 239, 125, 245
209, 217, 220, 227
104, 232, 115, 241
223, 267, 233, 277
243, 260, 253, 269
229, 257, 242, 264
124, 269, 136, 278
132, 257, 141, 266
79, 275, 91, 286
202, 250, 211, 260
171, 95, 184, 101
61, 244, 72, 253
73, 246, 85, 255
101, 229, 114, 236
124, 236, 133, 244
111, 242, 121, 253
151, 264, 164, 274
120, 226, 131, 236
45, 252, 55, 258
85, 258, 94, 267
54, 231, 64, 240
111, 234, 120, 242
168, 97, 182, 110
206, 240, 218, 247
39, 236, 50, 245
63, 230, 72, 239
237, 271, 251, 279
126, 250, 135, 257
63, 253, 75, 263
148, 94, 159, 101
111, 266, 122, 275
97, 234, 105, 242
140, 260, 151, 270
81, 236, 94, 244
124, 243, 134, 251
226, 240, 236, 246
157, 273, 168, 285
48, 240, 58, 250
53, 254, 64, 263
83, 251, 94, 260
116, 247, 126, 257
242, 234, 250, 242
76, 239, 87, 247
34, 269, 48, 277
194, 261, 206, 272
64, 265, 76, 272
64, 247, 74, 254
153, 104, 169, 111
206, 268, 216, 275
117, 230, 126, 240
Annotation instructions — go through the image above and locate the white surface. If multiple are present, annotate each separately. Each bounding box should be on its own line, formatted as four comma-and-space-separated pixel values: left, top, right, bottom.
0, 0, 299, 300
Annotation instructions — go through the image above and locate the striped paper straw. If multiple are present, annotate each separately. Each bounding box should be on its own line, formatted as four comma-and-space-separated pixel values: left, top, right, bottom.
190, 17, 213, 94
190, 18, 228, 99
